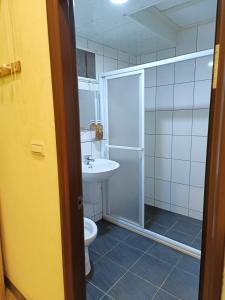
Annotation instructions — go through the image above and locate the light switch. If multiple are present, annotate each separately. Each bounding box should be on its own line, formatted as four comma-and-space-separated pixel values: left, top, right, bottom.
31, 141, 45, 156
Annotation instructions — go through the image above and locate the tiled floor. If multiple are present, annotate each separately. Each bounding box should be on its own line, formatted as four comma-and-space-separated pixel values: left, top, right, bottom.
86, 220, 200, 300
144, 205, 202, 250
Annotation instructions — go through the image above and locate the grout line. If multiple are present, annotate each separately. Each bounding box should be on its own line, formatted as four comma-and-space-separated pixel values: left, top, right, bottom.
151, 255, 184, 300
102, 240, 157, 297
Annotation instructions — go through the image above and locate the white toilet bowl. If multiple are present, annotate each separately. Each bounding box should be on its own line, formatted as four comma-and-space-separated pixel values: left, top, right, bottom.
84, 217, 98, 275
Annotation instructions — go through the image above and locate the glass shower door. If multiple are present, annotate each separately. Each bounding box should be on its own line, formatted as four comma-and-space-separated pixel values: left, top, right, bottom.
104, 70, 144, 226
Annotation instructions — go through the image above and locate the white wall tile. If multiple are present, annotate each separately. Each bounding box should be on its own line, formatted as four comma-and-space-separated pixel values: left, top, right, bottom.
155, 179, 171, 203
172, 160, 190, 185
192, 109, 209, 136
156, 85, 174, 110
145, 197, 155, 206
103, 46, 118, 59
145, 156, 155, 178
145, 87, 156, 111
156, 111, 173, 134
145, 177, 155, 198
157, 48, 176, 60
141, 52, 157, 64
195, 56, 213, 80
129, 55, 137, 65
172, 136, 191, 160
194, 80, 212, 108
118, 51, 129, 63
175, 60, 195, 83
155, 135, 172, 158
176, 27, 198, 55
190, 162, 206, 187
145, 134, 155, 156
157, 64, 175, 86
155, 200, 170, 211
96, 54, 104, 75
189, 210, 203, 220
174, 82, 194, 109
145, 112, 155, 134
171, 183, 189, 208
88, 40, 104, 55
197, 22, 216, 51
191, 136, 207, 162
118, 60, 129, 69
171, 205, 188, 216
76, 36, 88, 49
103, 57, 117, 72
189, 186, 204, 212
155, 158, 171, 181
145, 68, 156, 87
173, 110, 192, 135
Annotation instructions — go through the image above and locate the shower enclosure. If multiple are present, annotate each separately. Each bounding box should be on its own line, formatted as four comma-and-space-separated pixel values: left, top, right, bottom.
100, 49, 214, 257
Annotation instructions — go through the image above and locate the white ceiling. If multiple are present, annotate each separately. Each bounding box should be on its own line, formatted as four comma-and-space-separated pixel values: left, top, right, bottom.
74, 0, 217, 55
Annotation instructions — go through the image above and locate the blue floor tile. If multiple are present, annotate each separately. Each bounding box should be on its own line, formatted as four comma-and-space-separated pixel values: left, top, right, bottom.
154, 289, 179, 300
108, 271, 158, 300
165, 229, 194, 245
162, 268, 199, 300
88, 257, 126, 292
148, 243, 181, 265
150, 210, 178, 227
89, 250, 101, 264
96, 220, 116, 236
86, 282, 104, 300
90, 235, 119, 256
171, 220, 201, 237
108, 226, 132, 241
106, 243, 142, 268
101, 296, 114, 300
177, 255, 200, 276
130, 254, 173, 287
125, 232, 155, 252
192, 237, 202, 250
145, 221, 168, 235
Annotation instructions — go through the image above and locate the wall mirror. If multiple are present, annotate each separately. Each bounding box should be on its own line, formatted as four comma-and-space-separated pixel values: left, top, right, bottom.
78, 89, 101, 139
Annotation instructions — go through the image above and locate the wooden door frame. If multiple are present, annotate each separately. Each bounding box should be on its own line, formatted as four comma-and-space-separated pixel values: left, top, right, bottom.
199, 1, 225, 299
45, 0, 225, 299
46, 1, 86, 299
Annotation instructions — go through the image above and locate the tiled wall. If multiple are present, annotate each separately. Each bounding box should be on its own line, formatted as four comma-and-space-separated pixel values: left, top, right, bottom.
138, 22, 215, 63
144, 54, 213, 220
76, 36, 137, 77
77, 21, 215, 222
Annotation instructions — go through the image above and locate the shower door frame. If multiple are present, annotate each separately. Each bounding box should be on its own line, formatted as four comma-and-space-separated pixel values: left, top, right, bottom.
101, 69, 145, 228
100, 48, 214, 259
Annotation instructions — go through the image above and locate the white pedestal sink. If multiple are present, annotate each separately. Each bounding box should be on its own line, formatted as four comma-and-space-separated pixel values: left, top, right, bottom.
82, 158, 120, 183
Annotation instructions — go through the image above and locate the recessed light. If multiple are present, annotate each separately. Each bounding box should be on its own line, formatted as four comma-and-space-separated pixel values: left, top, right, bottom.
208, 61, 213, 67
110, 0, 128, 4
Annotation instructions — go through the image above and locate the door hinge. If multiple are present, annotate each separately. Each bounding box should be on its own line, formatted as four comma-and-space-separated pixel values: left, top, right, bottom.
213, 44, 220, 89
77, 195, 83, 210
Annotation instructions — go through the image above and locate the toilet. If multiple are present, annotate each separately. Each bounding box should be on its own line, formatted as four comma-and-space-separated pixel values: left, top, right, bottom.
84, 217, 98, 275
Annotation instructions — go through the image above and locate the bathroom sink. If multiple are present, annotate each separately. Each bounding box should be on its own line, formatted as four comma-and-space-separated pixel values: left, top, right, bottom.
82, 158, 120, 183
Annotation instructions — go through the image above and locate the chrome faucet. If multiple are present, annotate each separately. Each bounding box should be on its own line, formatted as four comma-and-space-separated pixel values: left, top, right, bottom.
84, 155, 95, 165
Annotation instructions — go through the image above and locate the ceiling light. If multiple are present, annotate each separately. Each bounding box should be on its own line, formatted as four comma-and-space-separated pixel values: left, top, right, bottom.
110, 0, 128, 4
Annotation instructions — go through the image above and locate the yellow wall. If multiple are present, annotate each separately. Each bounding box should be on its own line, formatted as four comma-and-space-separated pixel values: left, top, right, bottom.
0, 1, 65, 299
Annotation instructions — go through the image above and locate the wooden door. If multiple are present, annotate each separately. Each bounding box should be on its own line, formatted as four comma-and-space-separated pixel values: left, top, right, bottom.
199, 0, 225, 299
46, 1, 86, 299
